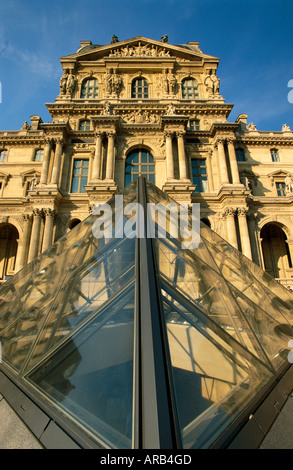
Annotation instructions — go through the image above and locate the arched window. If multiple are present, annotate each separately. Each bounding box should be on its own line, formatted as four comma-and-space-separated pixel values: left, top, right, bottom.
80, 78, 99, 99
79, 120, 90, 131
131, 78, 148, 98
0, 224, 19, 282
261, 223, 292, 279
181, 78, 198, 99
125, 149, 155, 186
68, 218, 81, 230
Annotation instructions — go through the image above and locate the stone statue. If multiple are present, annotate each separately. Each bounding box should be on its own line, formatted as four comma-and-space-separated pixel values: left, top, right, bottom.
112, 70, 123, 95
111, 35, 119, 44
166, 103, 176, 115
205, 69, 220, 96
66, 73, 76, 96
101, 101, 112, 115
285, 174, 293, 194
59, 70, 68, 95
161, 34, 168, 43
248, 122, 257, 131
30, 173, 39, 190
282, 124, 291, 132
167, 70, 176, 95
21, 121, 31, 130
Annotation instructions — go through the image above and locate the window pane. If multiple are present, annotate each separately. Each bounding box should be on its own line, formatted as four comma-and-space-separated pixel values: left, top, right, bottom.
80, 177, 88, 192
28, 284, 135, 449
71, 177, 79, 193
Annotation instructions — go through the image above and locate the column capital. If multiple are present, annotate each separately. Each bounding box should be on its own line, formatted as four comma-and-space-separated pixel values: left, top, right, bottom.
44, 137, 54, 145
43, 208, 56, 218
164, 130, 174, 138
223, 207, 237, 218
237, 207, 249, 217
215, 137, 226, 146
226, 137, 236, 145
106, 129, 116, 137
95, 129, 104, 138
32, 208, 44, 218
53, 137, 64, 145
22, 213, 32, 222
175, 130, 186, 138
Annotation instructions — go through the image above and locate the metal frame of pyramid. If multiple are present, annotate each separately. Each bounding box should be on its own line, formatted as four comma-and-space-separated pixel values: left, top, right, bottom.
0, 177, 293, 449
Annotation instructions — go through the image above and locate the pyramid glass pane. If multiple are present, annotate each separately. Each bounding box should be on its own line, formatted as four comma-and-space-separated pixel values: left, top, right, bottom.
0, 177, 292, 449
27, 283, 135, 449
24, 236, 135, 373
154, 237, 272, 366
160, 283, 272, 449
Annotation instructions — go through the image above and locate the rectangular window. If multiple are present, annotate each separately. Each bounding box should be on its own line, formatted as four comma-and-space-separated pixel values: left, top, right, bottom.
71, 159, 89, 193
276, 182, 286, 196
191, 159, 208, 193
0, 150, 7, 162
188, 120, 200, 131
34, 149, 44, 162
271, 149, 279, 162
236, 149, 245, 162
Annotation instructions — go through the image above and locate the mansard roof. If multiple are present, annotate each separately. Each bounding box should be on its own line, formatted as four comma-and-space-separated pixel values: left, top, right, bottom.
60, 36, 219, 64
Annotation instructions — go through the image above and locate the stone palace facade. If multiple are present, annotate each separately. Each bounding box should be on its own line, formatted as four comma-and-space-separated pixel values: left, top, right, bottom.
0, 35, 293, 288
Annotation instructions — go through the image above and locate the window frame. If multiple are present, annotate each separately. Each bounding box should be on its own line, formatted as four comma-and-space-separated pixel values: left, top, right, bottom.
80, 78, 99, 99
70, 159, 89, 194
79, 120, 91, 131
270, 148, 279, 162
125, 149, 155, 186
34, 149, 44, 162
191, 158, 208, 193
131, 78, 149, 99
181, 78, 198, 100
235, 148, 245, 162
0, 150, 7, 162
276, 182, 286, 197
187, 119, 200, 131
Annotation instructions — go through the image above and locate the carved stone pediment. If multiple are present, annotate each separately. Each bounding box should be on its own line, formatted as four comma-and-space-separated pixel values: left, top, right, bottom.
62, 37, 218, 64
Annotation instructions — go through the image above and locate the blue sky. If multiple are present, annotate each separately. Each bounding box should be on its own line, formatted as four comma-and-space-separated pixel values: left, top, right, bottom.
0, 0, 292, 131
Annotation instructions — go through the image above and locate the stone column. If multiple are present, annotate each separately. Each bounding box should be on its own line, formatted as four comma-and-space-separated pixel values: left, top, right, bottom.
216, 139, 229, 185
15, 214, 32, 271
176, 131, 188, 180
165, 131, 174, 180
238, 208, 252, 260
50, 138, 64, 185
247, 213, 261, 265
227, 138, 240, 184
27, 209, 43, 263
224, 207, 238, 249
42, 209, 56, 253
206, 150, 214, 192
105, 131, 115, 180
40, 138, 53, 185
92, 131, 103, 180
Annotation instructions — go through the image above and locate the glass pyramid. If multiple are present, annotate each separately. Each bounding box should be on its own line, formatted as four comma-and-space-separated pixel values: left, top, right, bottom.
0, 177, 292, 449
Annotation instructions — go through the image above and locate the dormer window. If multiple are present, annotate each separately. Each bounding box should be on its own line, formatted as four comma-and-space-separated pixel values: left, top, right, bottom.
270, 149, 279, 162
236, 148, 245, 162
81, 78, 99, 99
181, 78, 198, 99
131, 78, 148, 98
188, 119, 200, 131
79, 120, 91, 131
0, 150, 7, 162
34, 149, 44, 162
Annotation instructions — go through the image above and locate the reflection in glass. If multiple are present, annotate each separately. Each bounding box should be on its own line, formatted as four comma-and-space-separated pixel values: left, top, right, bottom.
28, 284, 135, 449
160, 283, 271, 448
